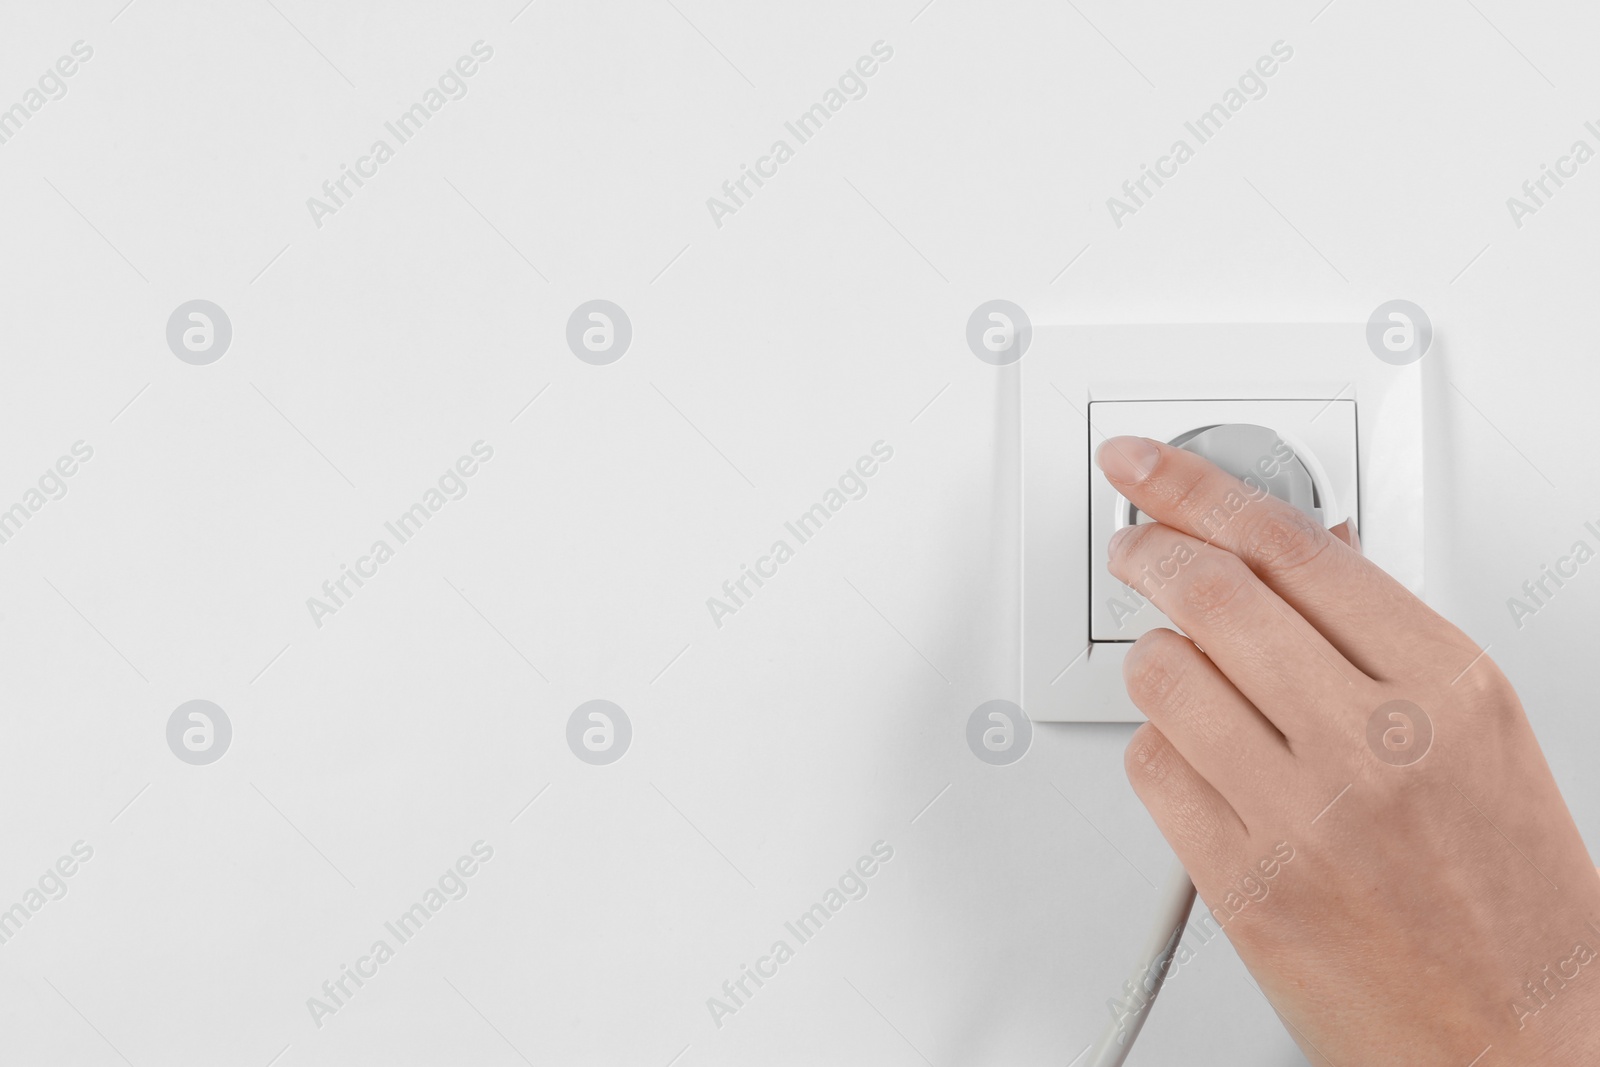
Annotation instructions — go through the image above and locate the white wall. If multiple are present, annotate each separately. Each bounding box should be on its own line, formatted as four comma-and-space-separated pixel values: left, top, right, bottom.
0, 1, 1594, 1064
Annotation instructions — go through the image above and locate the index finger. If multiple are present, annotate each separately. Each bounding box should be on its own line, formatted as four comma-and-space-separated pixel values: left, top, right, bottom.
1094, 434, 1458, 682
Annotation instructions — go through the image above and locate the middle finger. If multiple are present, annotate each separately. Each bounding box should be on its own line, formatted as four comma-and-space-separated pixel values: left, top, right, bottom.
1109, 520, 1367, 738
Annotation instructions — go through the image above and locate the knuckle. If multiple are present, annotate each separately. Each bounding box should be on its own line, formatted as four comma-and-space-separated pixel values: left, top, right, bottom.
1245, 507, 1332, 574
1125, 725, 1222, 842
1177, 552, 1251, 624
1109, 520, 1158, 564
1165, 470, 1216, 526
1445, 654, 1514, 708
1123, 723, 1173, 785
1124, 631, 1191, 711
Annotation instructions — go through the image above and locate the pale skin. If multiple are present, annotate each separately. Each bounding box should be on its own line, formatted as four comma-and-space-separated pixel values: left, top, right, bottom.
1096, 435, 1600, 1065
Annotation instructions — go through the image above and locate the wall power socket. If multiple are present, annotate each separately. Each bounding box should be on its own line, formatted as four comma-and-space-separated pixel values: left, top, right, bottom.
1019, 324, 1424, 723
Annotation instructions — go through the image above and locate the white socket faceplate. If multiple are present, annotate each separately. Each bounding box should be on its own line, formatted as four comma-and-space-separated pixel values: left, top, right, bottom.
1020, 324, 1424, 723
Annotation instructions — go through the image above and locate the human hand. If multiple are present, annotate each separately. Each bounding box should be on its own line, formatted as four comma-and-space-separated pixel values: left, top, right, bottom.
1096, 434, 1600, 1065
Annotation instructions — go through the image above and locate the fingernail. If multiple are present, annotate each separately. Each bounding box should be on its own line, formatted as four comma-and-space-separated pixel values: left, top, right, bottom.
1330, 517, 1362, 555
1096, 436, 1161, 484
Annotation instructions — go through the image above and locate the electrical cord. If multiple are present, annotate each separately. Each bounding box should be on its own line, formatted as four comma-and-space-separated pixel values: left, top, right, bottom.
1083, 858, 1198, 1067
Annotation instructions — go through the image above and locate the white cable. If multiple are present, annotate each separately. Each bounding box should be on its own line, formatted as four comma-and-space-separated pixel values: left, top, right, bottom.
1082, 858, 1198, 1067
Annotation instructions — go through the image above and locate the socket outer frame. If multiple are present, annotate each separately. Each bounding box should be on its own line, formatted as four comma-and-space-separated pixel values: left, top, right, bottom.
1020, 323, 1424, 723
